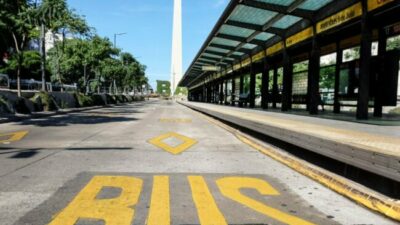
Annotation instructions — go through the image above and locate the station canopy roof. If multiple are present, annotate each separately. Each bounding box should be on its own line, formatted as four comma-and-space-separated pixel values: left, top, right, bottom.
180, 0, 339, 87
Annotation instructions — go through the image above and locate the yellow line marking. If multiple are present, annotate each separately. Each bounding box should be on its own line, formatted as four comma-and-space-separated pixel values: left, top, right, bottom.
0, 131, 28, 144
188, 106, 400, 222
147, 176, 170, 225
48, 176, 143, 225
159, 118, 192, 123
148, 132, 197, 155
217, 177, 316, 225
188, 176, 228, 225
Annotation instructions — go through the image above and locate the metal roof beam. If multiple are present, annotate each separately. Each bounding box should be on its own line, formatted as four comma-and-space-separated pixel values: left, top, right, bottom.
201, 56, 221, 61
204, 50, 242, 59
197, 59, 215, 64
240, 0, 313, 20
208, 43, 249, 53
216, 33, 265, 46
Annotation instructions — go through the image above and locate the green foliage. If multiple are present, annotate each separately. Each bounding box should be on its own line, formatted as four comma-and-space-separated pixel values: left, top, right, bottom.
75, 92, 94, 107
174, 86, 188, 96
31, 91, 58, 111
0, 50, 42, 80
157, 80, 171, 96
387, 35, 400, 51
1, 0, 148, 95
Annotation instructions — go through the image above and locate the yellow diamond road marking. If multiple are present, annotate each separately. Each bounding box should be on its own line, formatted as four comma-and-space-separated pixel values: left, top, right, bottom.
0, 131, 28, 144
148, 132, 197, 155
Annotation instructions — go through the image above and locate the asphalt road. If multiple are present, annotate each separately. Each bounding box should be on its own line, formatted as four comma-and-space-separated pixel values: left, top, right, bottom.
0, 100, 395, 225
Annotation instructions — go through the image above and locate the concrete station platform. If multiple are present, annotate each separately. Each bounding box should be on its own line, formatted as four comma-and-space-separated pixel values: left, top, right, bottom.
180, 101, 400, 183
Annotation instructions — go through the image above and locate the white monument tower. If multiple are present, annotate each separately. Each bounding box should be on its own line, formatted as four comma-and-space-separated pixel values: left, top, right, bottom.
170, 0, 182, 96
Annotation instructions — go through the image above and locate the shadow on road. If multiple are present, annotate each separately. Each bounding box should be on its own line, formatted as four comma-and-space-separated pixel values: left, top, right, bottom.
15, 114, 138, 127
0, 147, 134, 158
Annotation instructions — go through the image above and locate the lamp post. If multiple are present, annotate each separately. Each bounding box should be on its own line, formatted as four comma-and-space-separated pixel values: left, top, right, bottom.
114, 33, 127, 48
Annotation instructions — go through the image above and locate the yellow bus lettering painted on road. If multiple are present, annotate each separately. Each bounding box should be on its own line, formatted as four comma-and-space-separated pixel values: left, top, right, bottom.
147, 176, 170, 225
48, 176, 143, 225
188, 176, 228, 225
216, 177, 316, 225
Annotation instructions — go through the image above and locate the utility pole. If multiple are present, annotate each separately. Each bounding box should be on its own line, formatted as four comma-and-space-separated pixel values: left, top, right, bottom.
114, 33, 127, 48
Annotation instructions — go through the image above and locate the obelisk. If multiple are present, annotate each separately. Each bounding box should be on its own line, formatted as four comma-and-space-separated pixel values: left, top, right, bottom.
170, 0, 182, 96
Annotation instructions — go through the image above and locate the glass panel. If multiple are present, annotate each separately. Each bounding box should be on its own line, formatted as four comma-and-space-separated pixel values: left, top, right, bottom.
212, 37, 240, 47
293, 60, 308, 73
234, 77, 240, 100
243, 74, 251, 94
202, 53, 222, 59
320, 53, 337, 66
255, 0, 294, 6
242, 43, 257, 49
229, 5, 278, 26
339, 68, 349, 95
232, 51, 244, 56
219, 25, 255, 38
320, 65, 336, 105
269, 70, 274, 91
292, 72, 308, 95
255, 73, 263, 107
272, 15, 302, 29
277, 67, 283, 94
343, 46, 360, 62
298, 0, 332, 11
387, 34, 400, 50
254, 32, 274, 41
206, 47, 230, 53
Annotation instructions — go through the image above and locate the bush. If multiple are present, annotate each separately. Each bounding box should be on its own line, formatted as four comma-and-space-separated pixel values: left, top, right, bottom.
30, 92, 58, 112
75, 93, 94, 107
0, 96, 11, 113
389, 107, 400, 115
15, 98, 31, 114
105, 94, 116, 104
91, 94, 106, 106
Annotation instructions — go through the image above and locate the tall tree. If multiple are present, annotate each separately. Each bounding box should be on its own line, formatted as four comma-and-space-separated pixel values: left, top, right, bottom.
0, 0, 36, 96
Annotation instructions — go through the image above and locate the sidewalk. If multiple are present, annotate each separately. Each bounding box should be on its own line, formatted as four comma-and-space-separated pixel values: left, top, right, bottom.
181, 101, 400, 182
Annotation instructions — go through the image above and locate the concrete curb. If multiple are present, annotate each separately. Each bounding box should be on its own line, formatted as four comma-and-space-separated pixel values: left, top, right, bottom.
0, 103, 135, 124
180, 101, 400, 222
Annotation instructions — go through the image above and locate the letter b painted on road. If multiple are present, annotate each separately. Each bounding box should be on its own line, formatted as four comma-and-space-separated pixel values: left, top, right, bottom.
48, 176, 143, 225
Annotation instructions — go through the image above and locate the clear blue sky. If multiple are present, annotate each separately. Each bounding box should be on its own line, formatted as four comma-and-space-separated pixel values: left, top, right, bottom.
67, 0, 229, 89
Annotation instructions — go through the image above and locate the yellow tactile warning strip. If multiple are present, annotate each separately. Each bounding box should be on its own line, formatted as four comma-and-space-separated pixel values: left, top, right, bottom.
191, 107, 400, 222
0, 131, 29, 144
148, 132, 197, 155
188, 104, 400, 157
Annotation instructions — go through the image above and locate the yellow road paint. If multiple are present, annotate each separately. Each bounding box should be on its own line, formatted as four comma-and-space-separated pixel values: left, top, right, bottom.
48, 176, 143, 225
0, 131, 28, 144
159, 118, 192, 123
188, 176, 228, 225
147, 176, 170, 225
217, 177, 315, 225
148, 132, 197, 155
188, 107, 400, 222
